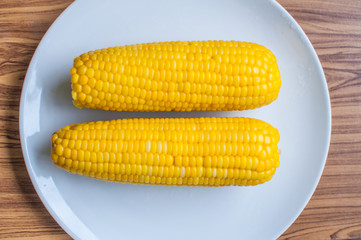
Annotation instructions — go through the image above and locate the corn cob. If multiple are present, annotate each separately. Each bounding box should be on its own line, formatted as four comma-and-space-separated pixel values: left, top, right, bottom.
51, 117, 280, 186
71, 40, 281, 112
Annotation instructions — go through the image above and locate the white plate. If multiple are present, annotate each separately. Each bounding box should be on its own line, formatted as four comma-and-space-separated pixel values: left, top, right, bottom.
20, 0, 331, 239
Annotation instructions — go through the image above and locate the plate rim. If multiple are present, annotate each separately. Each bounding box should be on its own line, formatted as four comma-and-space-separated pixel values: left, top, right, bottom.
269, 1, 331, 237
19, 1, 84, 239
19, 0, 332, 239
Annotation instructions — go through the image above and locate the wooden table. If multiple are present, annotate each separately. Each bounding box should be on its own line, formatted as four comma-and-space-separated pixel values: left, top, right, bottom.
1, 0, 360, 239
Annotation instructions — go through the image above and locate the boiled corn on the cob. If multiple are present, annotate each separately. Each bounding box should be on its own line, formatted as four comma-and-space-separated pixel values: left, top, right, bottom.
71, 40, 281, 112
51, 117, 280, 186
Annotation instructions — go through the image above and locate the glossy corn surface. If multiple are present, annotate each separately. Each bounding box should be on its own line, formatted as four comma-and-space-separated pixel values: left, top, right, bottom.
51, 117, 280, 186
71, 40, 281, 111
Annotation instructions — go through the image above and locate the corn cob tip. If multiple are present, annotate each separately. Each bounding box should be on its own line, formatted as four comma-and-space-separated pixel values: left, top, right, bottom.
72, 100, 84, 109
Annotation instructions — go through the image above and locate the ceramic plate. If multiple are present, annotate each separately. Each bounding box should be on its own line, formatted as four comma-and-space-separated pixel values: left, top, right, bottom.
20, 0, 331, 239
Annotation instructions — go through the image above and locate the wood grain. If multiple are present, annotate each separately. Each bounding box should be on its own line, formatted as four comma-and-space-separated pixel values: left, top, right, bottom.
0, 0, 360, 239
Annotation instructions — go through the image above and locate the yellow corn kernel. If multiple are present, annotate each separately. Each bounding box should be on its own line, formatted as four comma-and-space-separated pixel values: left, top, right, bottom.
71, 41, 281, 112
51, 117, 280, 187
